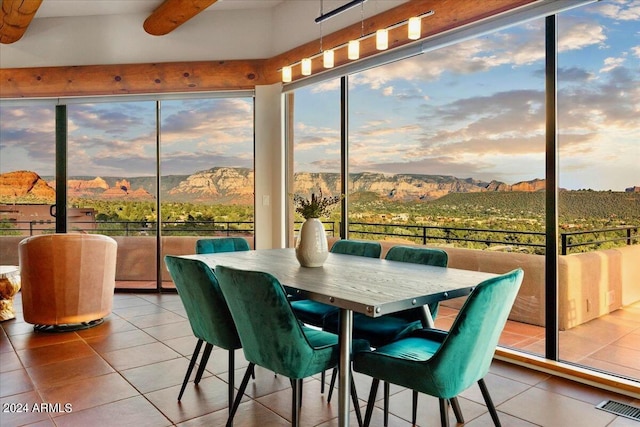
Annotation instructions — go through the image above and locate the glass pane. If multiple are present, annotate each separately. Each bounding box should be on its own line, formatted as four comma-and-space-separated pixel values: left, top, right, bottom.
290, 79, 342, 243
558, 1, 640, 380
348, 21, 546, 352
160, 98, 255, 288
0, 105, 56, 265
68, 101, 158, 290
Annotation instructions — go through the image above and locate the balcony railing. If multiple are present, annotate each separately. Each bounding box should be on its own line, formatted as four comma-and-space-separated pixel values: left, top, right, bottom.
1, 220, 637, 254
0, 220, 254, 237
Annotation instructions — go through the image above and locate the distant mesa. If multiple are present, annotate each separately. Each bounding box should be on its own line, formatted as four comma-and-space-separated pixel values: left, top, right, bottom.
0, 170, 55, 202
1, 168, 634, 205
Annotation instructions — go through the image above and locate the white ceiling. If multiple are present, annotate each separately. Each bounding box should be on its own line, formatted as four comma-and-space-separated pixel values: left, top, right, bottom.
34, 0, 286, 19
1, 0, 407, 69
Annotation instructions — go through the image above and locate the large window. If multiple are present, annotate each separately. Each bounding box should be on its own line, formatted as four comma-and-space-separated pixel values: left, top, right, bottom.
160, 99, 255, 242
291, 78, 342, 240
348, 20, 547, 355
557, 1, 640, 378
0, 105, 56, 234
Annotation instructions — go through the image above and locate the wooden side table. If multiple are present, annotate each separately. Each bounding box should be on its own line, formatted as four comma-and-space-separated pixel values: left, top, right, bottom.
0, 266, 20, 321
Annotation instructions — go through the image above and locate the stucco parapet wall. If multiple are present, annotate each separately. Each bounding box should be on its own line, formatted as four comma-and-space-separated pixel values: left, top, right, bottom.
374, 240, 640, 330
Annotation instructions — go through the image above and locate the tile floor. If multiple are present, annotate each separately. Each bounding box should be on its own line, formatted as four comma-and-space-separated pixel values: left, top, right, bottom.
1, 292, 639, 427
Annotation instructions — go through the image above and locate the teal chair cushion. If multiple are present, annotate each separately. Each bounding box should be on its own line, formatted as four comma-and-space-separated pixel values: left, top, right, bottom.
324, 313, 422, 348
216, 265, 369, 379
196, 237, 250, 254
290, 299, 341, 326
354, 268, 524, 399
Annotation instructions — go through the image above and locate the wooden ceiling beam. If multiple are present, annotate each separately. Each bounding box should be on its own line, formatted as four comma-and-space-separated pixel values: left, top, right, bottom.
0, 0, 43, 44
144, 0, 218, 36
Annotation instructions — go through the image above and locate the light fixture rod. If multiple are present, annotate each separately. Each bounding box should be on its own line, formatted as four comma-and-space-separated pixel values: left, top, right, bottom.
281, 11, 434, 68
315, 0, 368, 24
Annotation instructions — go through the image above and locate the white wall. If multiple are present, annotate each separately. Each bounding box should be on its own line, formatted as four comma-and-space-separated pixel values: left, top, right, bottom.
254, 84, 285, 249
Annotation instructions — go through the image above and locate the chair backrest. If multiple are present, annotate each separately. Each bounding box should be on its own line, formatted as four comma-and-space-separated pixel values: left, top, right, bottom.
164, 256, 241, 350
215, 265, 323, 379
385, 246, 448, 320
196, 237, 250, 254
385, 246, 448, 267
331, 239, 381, 258
429, 268, 524, 396
19, 233, 117, 325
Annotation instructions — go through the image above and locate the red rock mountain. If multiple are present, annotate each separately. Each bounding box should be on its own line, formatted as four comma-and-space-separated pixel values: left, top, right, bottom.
0, 171, 55, 202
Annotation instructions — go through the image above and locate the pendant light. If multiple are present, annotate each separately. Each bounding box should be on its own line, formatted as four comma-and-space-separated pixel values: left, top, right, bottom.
282, 66, 292, 83
408, 16, 421, 40
376, 28, 388, 50
348, 40, 360, 59
323, 49, 335, 68
301, 58, 312, 76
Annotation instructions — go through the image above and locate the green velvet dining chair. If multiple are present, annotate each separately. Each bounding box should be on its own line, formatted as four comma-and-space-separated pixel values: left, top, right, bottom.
324, 245, 450, 425
191, 237, 252, 384
215, 264, 370, 427
354, 268, 524, 427
164, 256, 252, 425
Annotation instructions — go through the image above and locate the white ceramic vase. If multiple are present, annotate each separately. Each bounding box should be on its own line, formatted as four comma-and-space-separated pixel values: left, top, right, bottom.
295, 218, 328, 267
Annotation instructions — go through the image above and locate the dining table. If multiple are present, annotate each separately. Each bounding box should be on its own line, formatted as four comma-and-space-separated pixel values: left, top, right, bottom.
182, 247, 498, 427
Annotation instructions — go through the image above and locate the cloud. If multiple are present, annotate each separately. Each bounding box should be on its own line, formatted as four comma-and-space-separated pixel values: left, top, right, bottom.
591, 0, 640, 21
600, 56, 626, 73
555, 67, 596, 82
294, 122, 340, 151
632, 45, 640, 57
335, 20, 607, 92
161, 98, 253, 146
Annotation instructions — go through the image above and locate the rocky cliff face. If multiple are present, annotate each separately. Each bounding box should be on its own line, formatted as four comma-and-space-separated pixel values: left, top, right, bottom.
295, 172, 494, 201
486, 178, 546, 192
168, 167, 254, 204
0, 171, 55, 202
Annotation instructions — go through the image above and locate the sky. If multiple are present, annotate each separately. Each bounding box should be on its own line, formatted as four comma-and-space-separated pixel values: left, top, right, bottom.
293, 0, 640, 190
0, 0, 638, 191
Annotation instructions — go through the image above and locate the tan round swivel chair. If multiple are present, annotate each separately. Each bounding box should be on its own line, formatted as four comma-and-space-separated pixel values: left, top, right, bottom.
19, 233, 117, 331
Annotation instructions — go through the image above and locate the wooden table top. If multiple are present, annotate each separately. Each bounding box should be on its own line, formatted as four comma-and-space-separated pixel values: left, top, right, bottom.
182, 248, 497, 317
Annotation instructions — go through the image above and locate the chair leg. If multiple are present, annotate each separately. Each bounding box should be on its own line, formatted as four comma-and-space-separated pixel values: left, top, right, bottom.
228, 350, 235, 414
439, 398, 450, 427
327, 367, 338, 402
478, 378, 501, 427
350, 372, 363, 427
178, 339, 203, 401
383, 381, 390, 427
450, 397, 464, 424
291, 378, 302, 427
194, 342, 214, 384
226, 363, 255, 427
321, 370, 326, 393
363, 378, 380, 427
412, 390, 418, 425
